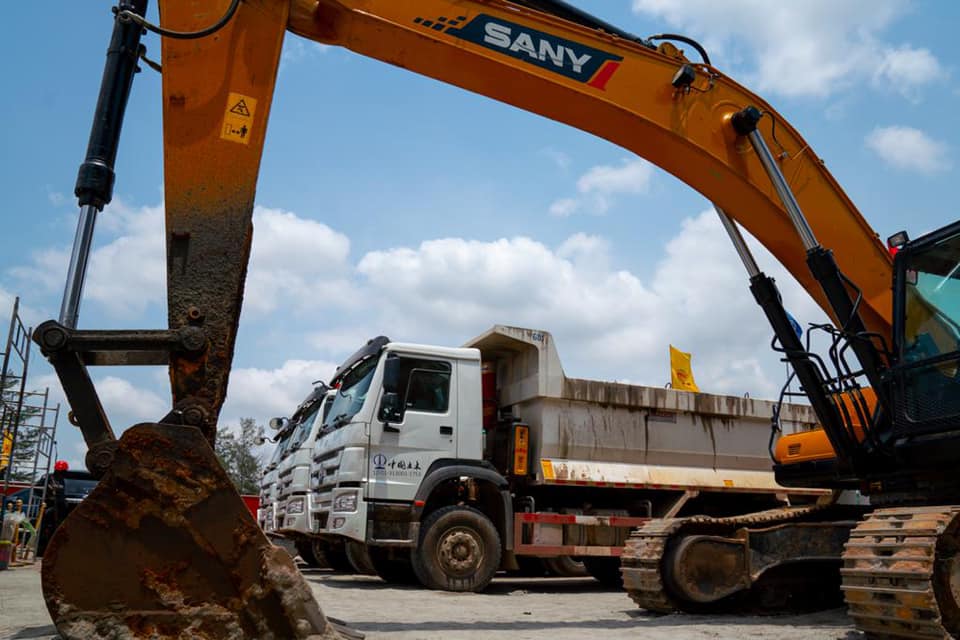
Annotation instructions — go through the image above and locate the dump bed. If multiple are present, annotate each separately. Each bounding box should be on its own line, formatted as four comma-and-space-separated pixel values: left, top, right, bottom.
465, 325, 819, 493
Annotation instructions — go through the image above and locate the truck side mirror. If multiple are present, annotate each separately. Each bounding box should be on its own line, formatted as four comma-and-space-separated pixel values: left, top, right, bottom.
379, 391, 403, 424
382, 355, 401, 394
268, 417, 287, 431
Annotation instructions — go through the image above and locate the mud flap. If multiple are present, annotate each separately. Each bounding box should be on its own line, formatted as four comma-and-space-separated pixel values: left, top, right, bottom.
42, 422, 352, 639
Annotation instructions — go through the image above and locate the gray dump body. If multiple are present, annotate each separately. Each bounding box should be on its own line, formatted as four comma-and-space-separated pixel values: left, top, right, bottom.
466, 325, 818, 494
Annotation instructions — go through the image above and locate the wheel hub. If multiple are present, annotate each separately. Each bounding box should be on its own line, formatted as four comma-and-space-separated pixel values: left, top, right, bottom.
438, 527, 482, 576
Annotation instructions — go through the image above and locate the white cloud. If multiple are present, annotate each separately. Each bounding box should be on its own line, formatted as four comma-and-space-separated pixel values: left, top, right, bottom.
308, 326, 382, 357
577, 159, 653, 195
549, 159, 653, 216
355, 210, 829, 397
222, 359, 339, 426
280, 38, 330, 70
874, 46, 944, 99
539, 147, 571, 170
46, 189, 67, 207
96, 375, 169, 424
0, 285, 46, 328
245, 207, 353, 314
9, 201, 835, 413
9, 203, 354, 319
865, 126, 950, 174
548, 198, 579, 217
9, 201, 165, 318
631, 0, 942, 99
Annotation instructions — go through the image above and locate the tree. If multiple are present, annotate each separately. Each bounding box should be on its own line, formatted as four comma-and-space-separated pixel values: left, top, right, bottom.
214, 417, 264, 495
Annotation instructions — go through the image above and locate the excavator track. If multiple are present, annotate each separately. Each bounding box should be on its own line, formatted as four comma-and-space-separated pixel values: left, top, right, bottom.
621, 505, 829, 613
842, 506, 960, 639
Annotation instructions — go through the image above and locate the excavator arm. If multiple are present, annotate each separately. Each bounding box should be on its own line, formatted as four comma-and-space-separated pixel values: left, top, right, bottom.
37, 0, 897, 638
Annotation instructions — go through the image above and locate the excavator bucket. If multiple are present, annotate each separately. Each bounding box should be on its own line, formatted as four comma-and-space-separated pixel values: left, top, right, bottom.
42, 423, 344, 639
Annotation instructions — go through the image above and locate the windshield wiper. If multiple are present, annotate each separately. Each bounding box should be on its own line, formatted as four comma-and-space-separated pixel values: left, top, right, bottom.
330, 412, 352, 429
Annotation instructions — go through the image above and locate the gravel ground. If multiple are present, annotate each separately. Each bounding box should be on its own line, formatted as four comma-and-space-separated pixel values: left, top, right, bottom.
0, 562, 858, 640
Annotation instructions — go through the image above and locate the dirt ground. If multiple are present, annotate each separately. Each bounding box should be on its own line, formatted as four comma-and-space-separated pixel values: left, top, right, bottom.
0, 562, 858, 640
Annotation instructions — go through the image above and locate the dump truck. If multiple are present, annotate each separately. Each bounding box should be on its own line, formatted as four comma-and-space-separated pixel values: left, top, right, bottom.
307, 325, 826, 590
270, 384, 355, 569
257, 424, 290, 535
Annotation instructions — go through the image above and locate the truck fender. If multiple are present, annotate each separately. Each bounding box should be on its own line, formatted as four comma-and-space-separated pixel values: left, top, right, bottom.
413, 462, 514, 551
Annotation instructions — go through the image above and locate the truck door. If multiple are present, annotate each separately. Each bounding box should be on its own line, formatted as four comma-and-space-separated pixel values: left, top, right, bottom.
368, 355, 457, 503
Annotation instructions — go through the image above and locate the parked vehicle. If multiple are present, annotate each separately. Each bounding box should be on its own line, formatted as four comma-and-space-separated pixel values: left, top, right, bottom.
309, 325, 824, 590
2, 463, 97, 557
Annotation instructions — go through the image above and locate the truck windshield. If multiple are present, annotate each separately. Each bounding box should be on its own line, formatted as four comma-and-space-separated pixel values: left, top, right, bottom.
63, 478, 98, 500
268, 430, 295, 466
323, 357, 378, 430
286, 401, 328, 455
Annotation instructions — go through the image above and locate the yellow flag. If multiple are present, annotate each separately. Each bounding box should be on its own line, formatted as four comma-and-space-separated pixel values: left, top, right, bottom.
0, 428, 11, 471
670, 345, 700, 392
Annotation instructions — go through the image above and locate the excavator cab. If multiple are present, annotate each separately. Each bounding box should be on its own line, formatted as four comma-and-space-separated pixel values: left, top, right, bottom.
887, 220, 960, 475
773, 220, 960, 491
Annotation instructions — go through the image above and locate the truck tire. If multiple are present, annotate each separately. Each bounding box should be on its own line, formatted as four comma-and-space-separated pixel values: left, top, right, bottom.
582, 557, 624, 588
412, 505, 501, 592
509, 556, 549, 577
346, 540, 377, 575
321, 542, 353, 573
295, 539, 321, 567
544, 556, 588, 577
369, 547, 418, 584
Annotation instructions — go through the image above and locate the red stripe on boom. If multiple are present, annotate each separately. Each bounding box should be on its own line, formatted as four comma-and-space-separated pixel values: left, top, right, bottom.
587, 61, 621, 90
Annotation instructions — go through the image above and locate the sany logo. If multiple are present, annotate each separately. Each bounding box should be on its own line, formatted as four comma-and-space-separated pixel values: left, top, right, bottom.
482, 22, 593, 74
414, 14, 623, 90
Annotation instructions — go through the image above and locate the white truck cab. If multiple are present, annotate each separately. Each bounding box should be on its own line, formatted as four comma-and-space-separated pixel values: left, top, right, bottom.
312, 337, 482, 546
258, 429, 293, 534
270, 384, 335, 564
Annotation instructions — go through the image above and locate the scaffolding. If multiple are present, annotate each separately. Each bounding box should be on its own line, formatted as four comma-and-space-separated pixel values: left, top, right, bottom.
1, 296, 32, 496
0, 298, 61, 564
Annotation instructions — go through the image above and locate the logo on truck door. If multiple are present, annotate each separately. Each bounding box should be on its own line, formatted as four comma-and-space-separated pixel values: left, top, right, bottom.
413, 14, 623, 90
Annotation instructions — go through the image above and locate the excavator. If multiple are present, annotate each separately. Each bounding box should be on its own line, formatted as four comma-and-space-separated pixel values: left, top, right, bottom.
33, 0, 958, 638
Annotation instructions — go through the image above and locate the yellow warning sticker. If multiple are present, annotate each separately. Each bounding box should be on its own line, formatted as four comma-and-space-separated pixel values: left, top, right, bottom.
541, 459, 555, 480
220, 92, 258, 145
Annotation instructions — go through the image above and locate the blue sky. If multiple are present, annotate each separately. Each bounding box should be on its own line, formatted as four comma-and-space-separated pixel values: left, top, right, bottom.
2, 1, 959, 468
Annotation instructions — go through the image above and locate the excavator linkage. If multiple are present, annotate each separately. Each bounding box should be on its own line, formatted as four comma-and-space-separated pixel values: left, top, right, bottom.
38, 0, 351, 637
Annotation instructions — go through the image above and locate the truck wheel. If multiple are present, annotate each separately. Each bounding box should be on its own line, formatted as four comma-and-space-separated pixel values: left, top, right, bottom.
369, 547, 419, 584
582, 557, 624, 588
295, 539, 321, 567
346, 540, 377, 575
509, 556, 549, 577
321, 542, 353, 573
413, 505, 501, 592
544, 556, 588, 577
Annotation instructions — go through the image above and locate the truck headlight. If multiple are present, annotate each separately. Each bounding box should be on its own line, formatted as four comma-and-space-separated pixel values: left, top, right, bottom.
332, 491, 358, 513
287, 497, 305, 515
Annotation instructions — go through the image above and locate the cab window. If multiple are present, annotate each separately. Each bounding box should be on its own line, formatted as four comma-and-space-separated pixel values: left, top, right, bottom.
393, 358, 451, 415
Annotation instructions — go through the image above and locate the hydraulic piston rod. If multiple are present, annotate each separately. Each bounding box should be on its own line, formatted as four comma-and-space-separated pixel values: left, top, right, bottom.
731, 107, 890, 411
714, 206, 858, 465
60, 0, 147, 328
